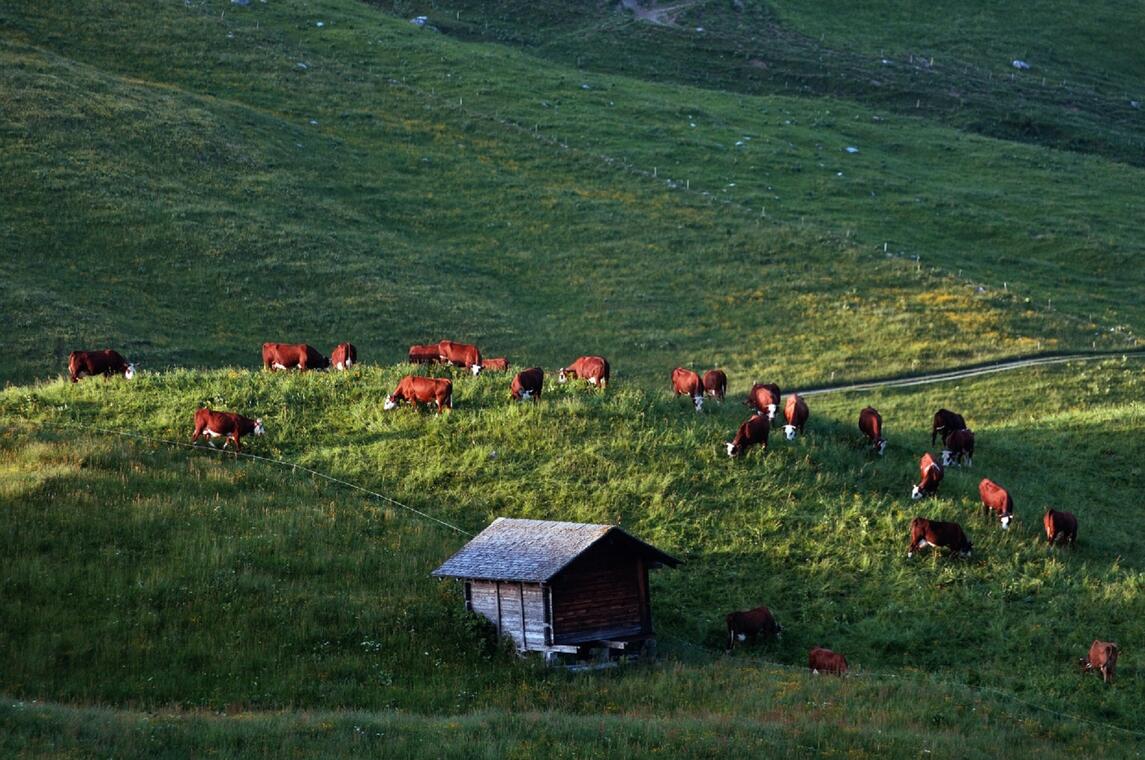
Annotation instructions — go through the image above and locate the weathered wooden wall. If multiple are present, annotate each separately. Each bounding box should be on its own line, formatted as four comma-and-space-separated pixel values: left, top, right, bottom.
468, 580, 548, 650
550, 542, 647, 643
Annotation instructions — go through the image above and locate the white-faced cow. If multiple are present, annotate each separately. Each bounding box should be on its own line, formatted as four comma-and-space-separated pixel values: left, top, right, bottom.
725, 606, 781, 652
783, 393, 809, 441
510, 367, 544, 401
1043, 509, 1077, 547
559, 355, 610, 389
702, 369, 727, 402
438, 340, 483, 375
942, 428, 975, 467
68, 349, 136, 383
671, 367, 705, 411
746, 382, 781, 420
262, 342, 329, 371
408, 343, 442, 366
978, 478, 1014, 529
858, 406, 886, 455
907, 517, 972, 558
190, 408, 265, 453
726, 414, 769, 457
1081, 640, 1119, 684
931, 408, 967, 446
384, 375, 453, 414
911, 452, 944, 500
330, 342, 357, 370
483, 357, 510, 372
808, 646, 848, 675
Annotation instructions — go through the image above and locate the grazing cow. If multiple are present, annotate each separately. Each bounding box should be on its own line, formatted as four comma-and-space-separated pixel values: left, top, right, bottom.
483, 357, 510, 372
907, 517, 972, 558
726, 414, 769, 457
330, 342, 357, 371
942, 428, 975, 467
510, 367, 544, 401
408, 343, 443, 365
190, 408, 264, 453
808, 646, 848, 675
783, 393, 809, 441
384, 375, 453, 414
559, 355, 610, 389
725, 606, 781, 652
1081, 640, 1119, 684
931, 408, 967, 446
671, 367, 705, 411
746, 383, 781, 420
702, 369, 727, 402
911, 452, 944, 499
262, 342, 329, 371
68, 349, 136, 383
437, 340, 483, 375
858, 406, 886, 455
1043, 509, 1078, 547
978, 478, 1014, 529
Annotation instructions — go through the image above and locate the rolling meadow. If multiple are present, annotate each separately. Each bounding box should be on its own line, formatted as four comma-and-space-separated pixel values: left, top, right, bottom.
2, 0, 1144, 756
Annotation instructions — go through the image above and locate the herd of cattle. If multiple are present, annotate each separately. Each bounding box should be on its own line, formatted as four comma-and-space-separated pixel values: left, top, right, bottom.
65, 343, 1117, 682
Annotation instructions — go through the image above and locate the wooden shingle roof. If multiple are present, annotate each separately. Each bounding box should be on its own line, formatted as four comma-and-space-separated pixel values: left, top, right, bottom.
432, 517, 680, 583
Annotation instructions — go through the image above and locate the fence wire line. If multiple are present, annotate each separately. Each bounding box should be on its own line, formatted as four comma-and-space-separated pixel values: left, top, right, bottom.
30, 419, 473, 537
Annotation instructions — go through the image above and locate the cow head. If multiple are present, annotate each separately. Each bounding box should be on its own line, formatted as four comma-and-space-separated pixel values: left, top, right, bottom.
383, 395, 399, 411
470, 364, 483, 376
911, 484, 925, 500
1000, 514, 1012, 530
725, 441, 739, 457
558, 368, 569, 383
253, 419, 265, 436
941, 449, 953, 467
693, 396, 704, 412
783, 424, 797, 441
518, 389, 533, 401
767, 403, 777, 420
124, 363, 137, 380
876, 437, 887, 456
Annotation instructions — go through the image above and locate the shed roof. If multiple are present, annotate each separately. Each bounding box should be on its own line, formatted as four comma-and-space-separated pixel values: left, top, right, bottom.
432, 517, 680, 583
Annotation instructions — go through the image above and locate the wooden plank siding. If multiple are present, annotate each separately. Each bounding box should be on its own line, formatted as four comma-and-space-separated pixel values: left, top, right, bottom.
550, 542, 648, 644
469, 580, 548, 651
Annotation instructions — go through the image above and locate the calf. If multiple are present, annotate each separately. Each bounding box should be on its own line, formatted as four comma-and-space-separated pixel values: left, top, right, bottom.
190, 408, 264, 453
1043, 509, 1077, 547
808, 646, 848, 676
262, 342, 329, 371
702, 369, 727, 402
782, 393, 809, 441
942, 428, 975, 467
68, 349, 136, 383
559, 355, 610, 389
726, 414, 769, 457
483, 357, 510, 372
911, 452, 944, 500
1081, 640, 1119, 684
907, 517, 972, 558
330, 342, 357, 370
931, 408, 967, 446
858, 406, 886, 455
671, 367, 705, 411
384, 375, 453, 414
978, 478, 1014, 529
746, 382, 781, 420
510, 367, 544, 401
408, 343, 443, 365
725, 606, 781, 652
438, 340, 483, 375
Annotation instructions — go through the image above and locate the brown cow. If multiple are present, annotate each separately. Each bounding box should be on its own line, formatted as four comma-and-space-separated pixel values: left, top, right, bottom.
931, 408, 967, 446
702, 369, 727, 402
68, 349, 136, 383
978, 478, 1014, 529
330, 342, 357, 371
858, 406, 886, 455
510, 367, 544, 401
671, 367, 705, 411
911, 452, 944, 500
408, 344, 443, 365
384, 375, 453, 414
1081, 640, 1119, 684
907, 517, 972, 558
942, 428, 975, 468
782, 393, 809, 441
808, 646, 848, 675
1043, 509, 1078, 547
725, 606, 781, 652
746, 382, 781, 420
437, 340, 483, 375
726, 414, 769, 457
483, 357, 510, 372
262, 342, 329, 371
559, 356, 610, 389
190, 408, 265, 453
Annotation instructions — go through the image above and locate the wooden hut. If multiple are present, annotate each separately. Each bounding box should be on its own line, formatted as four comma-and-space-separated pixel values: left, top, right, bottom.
432, 517, 680, 660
